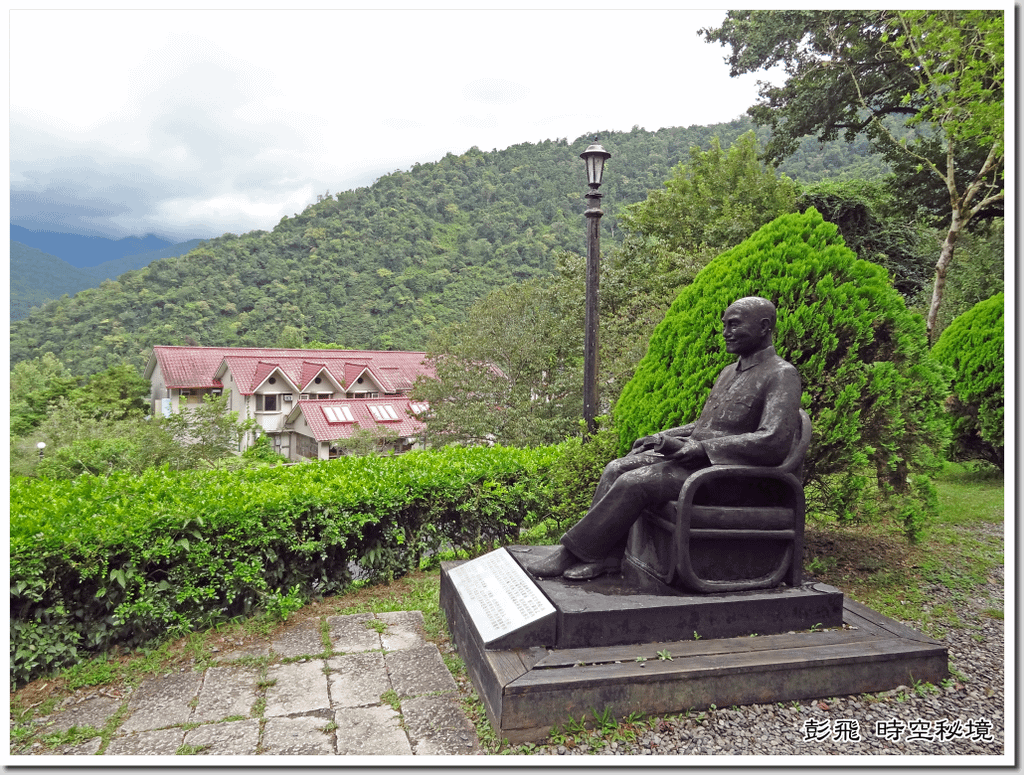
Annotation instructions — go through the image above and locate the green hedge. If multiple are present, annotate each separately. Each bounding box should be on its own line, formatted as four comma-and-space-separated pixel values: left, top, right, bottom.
614, 208, 950, 537
932, 293, 1004, 470
10, 445, 558, 685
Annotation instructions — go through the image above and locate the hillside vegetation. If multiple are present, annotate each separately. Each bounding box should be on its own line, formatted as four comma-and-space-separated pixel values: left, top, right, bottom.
10, 118, 889, 376
10, 239, 207, 322
10, 243, 102, 322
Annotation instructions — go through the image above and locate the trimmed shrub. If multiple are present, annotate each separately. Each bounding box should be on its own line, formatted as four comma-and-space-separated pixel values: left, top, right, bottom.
614, 208, 951, 538
522, 420, 621, 543
10, 445, 558, 685
931, 293, 1004, 470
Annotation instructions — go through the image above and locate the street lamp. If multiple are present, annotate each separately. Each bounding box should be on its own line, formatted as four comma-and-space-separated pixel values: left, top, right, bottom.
36, 441, 46, 460
580, 140, 611, 437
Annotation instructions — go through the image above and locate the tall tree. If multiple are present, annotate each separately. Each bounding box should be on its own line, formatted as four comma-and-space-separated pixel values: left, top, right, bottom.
702, 10, 1005, 341
411, 278, 584, 447
10, 353, 79, 437
617, 131, 798, 260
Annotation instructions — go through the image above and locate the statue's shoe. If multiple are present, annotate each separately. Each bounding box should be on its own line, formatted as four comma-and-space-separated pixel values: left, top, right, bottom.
521, 546, 576, 578
563, 556, 620, 581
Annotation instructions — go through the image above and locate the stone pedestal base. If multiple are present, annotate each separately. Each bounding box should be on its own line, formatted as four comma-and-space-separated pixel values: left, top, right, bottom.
440, 547, 948, 745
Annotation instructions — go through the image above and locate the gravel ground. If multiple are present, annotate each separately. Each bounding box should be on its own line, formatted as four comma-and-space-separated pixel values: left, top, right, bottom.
506, 527, 1007, 758
527, 609, 1004, 757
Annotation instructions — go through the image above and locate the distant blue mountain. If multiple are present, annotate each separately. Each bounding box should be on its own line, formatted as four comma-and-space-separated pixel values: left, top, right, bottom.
10, 238, 208, 321
10, 225, 175, 268
87, 239, 208, 282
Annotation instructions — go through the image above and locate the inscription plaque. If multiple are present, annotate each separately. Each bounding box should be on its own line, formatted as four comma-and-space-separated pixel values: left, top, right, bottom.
447, 548, 555, 646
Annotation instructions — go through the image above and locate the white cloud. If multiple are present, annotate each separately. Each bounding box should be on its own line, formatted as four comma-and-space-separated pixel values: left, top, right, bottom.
9, 7, 784, 241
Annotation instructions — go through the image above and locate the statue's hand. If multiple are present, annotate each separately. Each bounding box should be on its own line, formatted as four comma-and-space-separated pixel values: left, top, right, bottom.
667, 440, 709, 467
630, 434, 661, 453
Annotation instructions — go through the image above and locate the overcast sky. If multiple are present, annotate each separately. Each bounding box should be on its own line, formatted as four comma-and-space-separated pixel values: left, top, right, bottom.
9, 7, 790, 242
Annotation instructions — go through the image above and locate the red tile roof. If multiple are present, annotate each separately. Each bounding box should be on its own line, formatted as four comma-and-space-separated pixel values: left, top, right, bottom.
147, 346, 433, 394
292, 397, 428, 442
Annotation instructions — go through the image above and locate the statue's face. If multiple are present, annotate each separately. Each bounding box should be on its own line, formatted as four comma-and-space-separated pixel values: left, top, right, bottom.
722, 304, 768, 356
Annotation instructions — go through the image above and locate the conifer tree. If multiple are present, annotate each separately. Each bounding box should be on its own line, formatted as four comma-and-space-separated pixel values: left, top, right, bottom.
931, 293, 1004, 470
614, 208, 950, 539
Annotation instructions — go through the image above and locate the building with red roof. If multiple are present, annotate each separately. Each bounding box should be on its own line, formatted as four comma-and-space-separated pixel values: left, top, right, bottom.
144, 346, 433, 460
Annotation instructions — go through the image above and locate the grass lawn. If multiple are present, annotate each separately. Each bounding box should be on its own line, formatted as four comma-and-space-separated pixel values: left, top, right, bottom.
9, 463, 1005, 754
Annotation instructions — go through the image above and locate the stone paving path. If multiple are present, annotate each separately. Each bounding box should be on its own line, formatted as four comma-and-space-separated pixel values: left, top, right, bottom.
20, 611, 482, 757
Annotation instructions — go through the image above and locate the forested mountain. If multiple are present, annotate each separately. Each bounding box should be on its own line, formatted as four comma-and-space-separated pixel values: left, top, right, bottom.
10, 239, 208, 322
10, 243, 102, 321
10, 117, 890, 376
10, 226, 177, 268
86, 239, 209, 282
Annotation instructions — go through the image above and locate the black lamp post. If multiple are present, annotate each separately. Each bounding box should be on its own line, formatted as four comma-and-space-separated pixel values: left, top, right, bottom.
580, 141, 611, 437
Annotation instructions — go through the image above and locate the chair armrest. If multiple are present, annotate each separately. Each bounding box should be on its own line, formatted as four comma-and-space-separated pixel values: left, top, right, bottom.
677, 465, 802, 500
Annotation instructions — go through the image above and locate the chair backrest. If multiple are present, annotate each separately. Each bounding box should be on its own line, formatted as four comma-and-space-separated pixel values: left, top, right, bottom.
776, 409, 812, 474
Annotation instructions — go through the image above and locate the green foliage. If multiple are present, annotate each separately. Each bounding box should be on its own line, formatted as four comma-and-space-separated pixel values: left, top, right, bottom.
68, 363, 150, 421
9, 119, 896, 377
614, 208, 951, 536
241, 434, 289, 464
161, 393, 259, 468
10, 444, 558, 685
797, 179, 932, 299
11, 356, 150, 448
702, 10, 1005, 340
264, 585, 306, 623
416, 127, 803, 449
16, 391, 260, 479
10, 352, 78, 437
914, 218, 1004, 340
11, 238, 208, 323
887, 11, 1004, 157
413, 277, 584, 447
703, 11, 1004, 203
10, 242, 102, 322
522, 421, 620, 543
931, 293, 1004, 470
24, 399, 176, 479
619, 131, 798, 257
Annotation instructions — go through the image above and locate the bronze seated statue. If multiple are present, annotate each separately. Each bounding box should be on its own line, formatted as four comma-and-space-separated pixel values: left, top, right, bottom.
523, 296, 811, 593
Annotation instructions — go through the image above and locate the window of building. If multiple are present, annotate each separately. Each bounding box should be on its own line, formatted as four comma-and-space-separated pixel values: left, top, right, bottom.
368, 404, 400, 421
256, 394, 279, 412
324, 406, 355, 423
296, 433, 318, 459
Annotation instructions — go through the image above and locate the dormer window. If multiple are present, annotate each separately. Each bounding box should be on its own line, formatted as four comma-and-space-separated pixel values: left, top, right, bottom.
324, 406, 354, 423
368, 404, 400, 421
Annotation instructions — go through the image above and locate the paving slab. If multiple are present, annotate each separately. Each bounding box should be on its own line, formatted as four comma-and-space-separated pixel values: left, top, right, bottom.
379, 610, 428, 651
326, 613, 382, 653
326, 652, 391, 709
183, 718, 261, 755
34, 696, 122, 735
106, 727, 185, 755
53, 737, 103, 756
402, 693, 483, 755
119, 672, 202, 734
216, 642, 271, 662
192, 665, 260, 723
270, 619, 325, 658
264, 660, 330, 717
386, 645, 459, 698
262, 714, 336, 755
333, 705, 412, 756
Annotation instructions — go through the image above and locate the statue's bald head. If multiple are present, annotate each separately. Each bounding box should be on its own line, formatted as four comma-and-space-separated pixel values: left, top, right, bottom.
722, 296, 777, 356
726, 296, 777, 331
